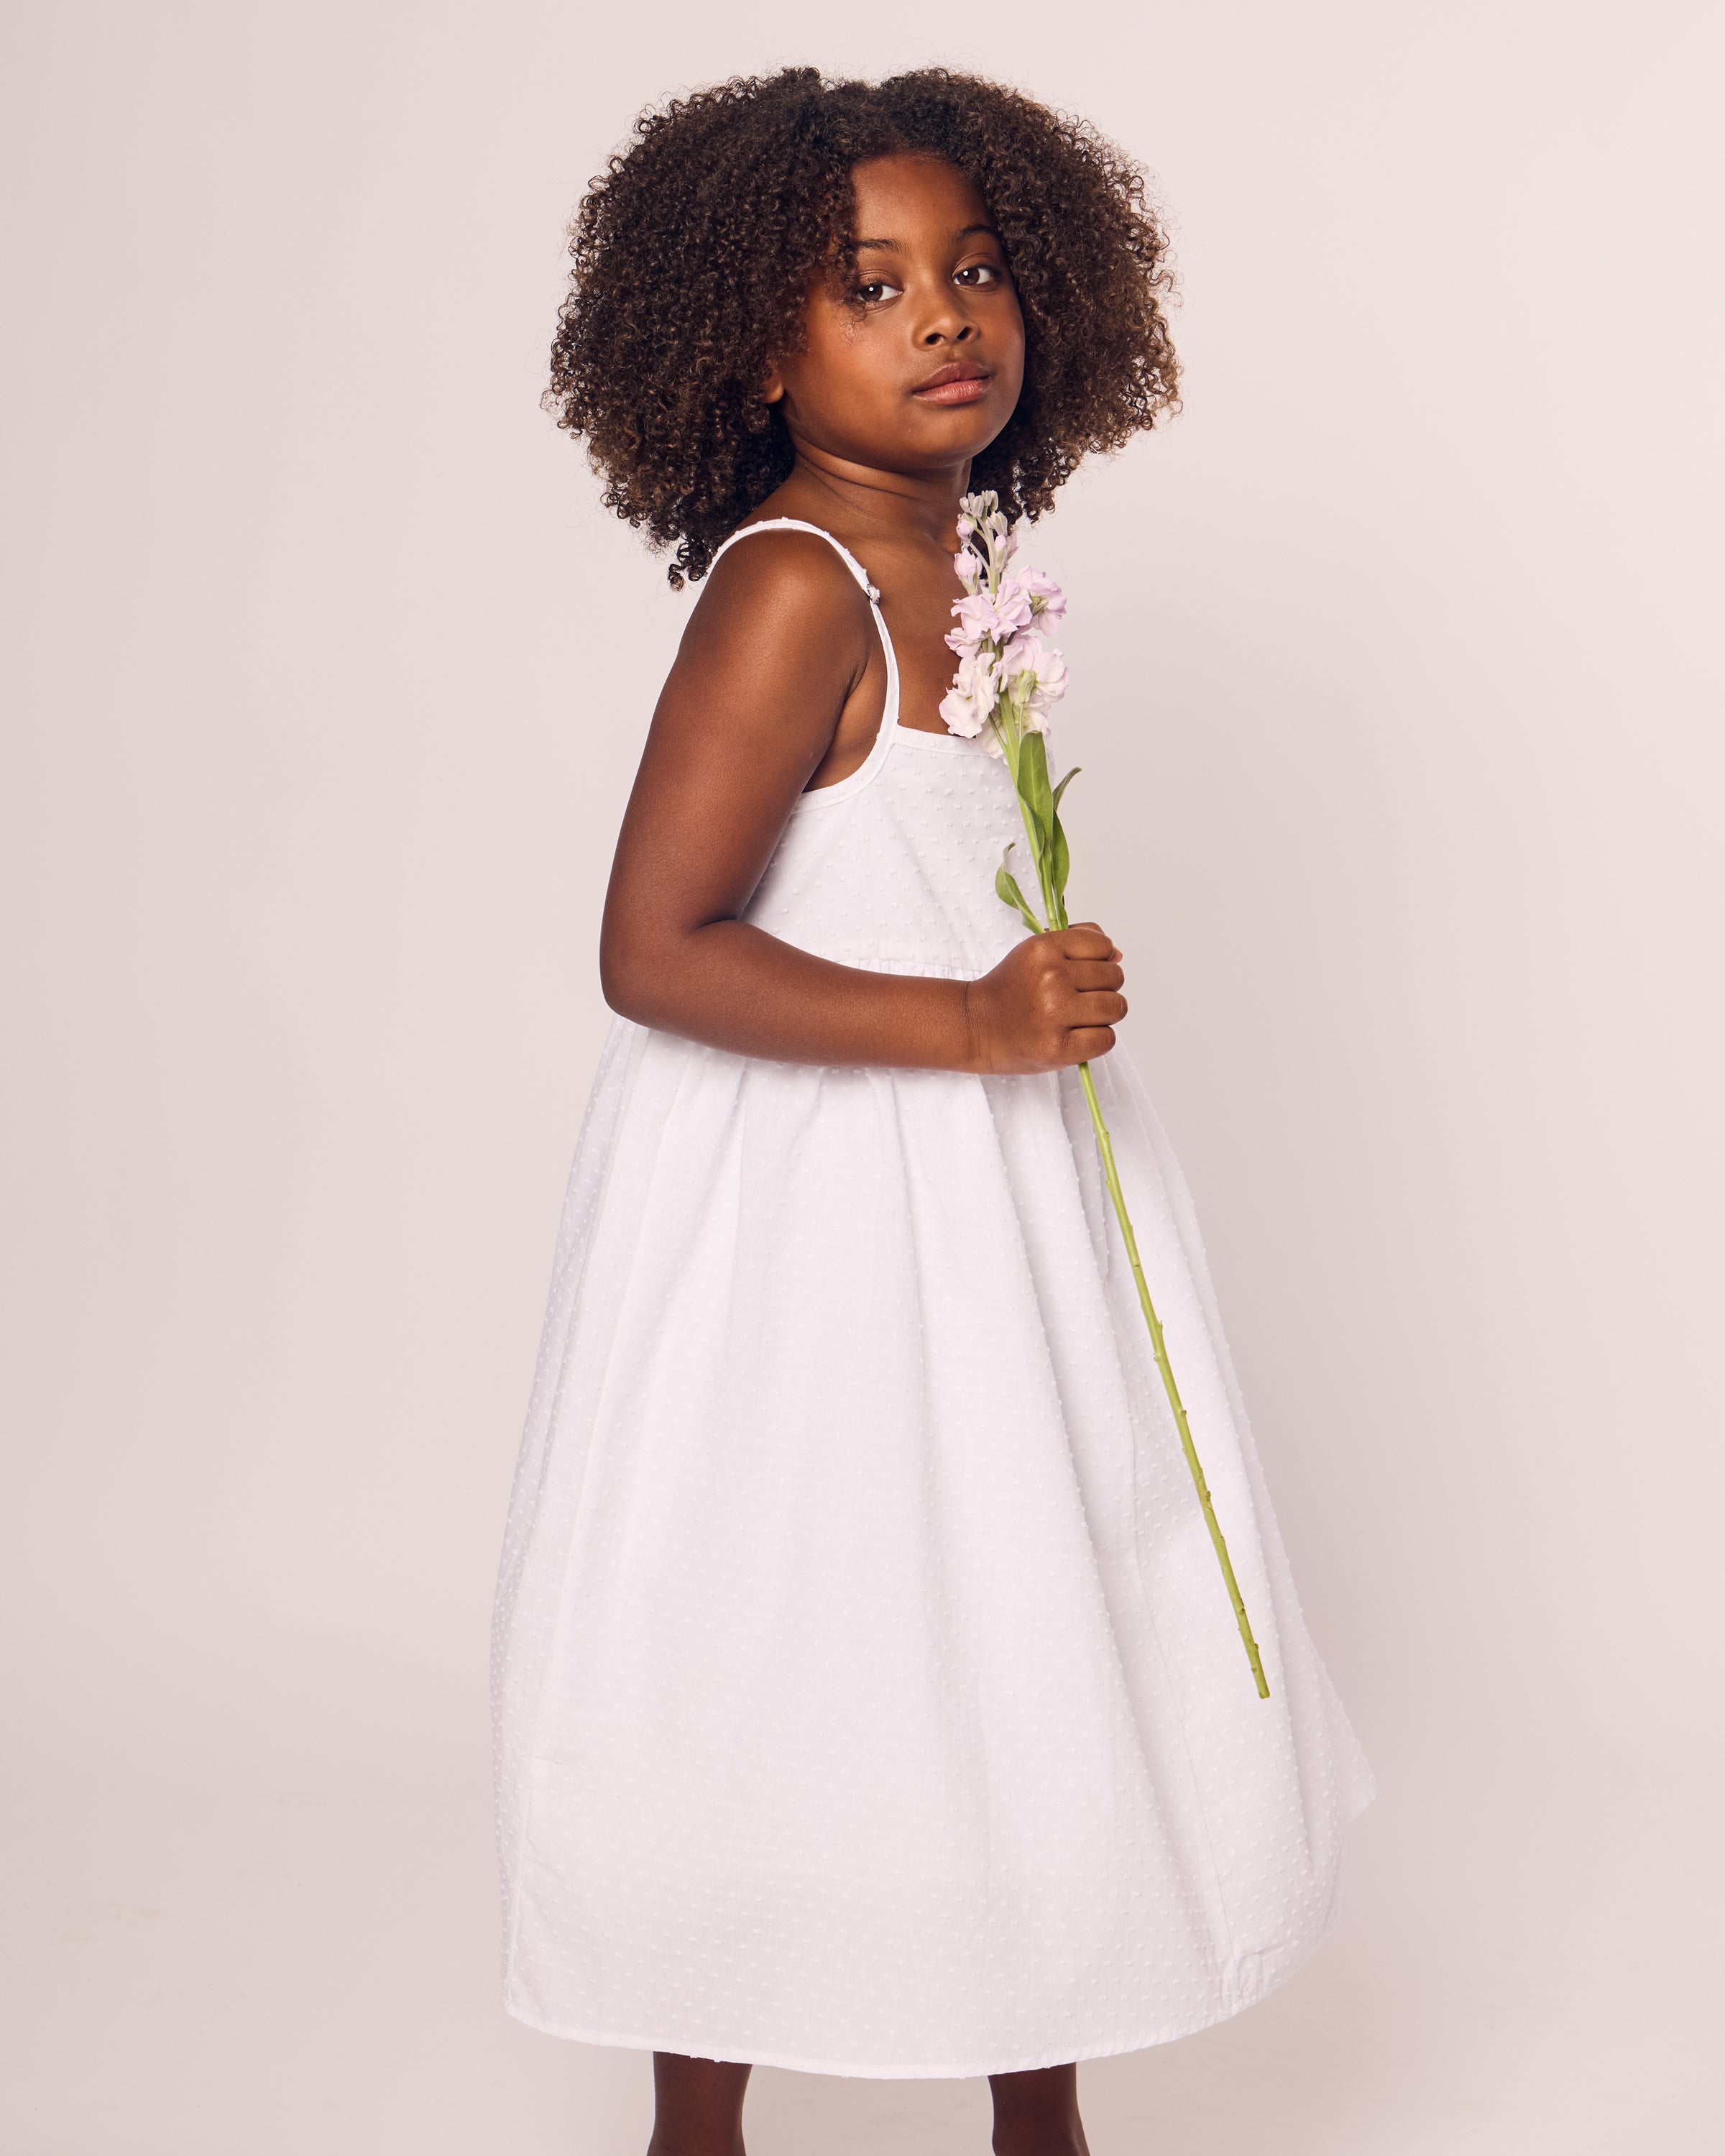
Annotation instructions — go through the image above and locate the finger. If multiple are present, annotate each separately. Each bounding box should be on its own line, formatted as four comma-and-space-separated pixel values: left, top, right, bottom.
1067, 924, 1125, 961
1065, 1025, 1117, 1060
1066, 960, 1124, 993
1052, 995, 1126, 1037
1057, 925, 1116, 960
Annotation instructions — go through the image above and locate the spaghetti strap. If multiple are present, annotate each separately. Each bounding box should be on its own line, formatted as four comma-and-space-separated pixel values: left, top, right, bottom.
709, 515, 883, 602
704, 517, 902, 794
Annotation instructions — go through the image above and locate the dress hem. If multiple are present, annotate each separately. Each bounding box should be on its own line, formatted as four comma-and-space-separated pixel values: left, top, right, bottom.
500, 1845, 1360, 2081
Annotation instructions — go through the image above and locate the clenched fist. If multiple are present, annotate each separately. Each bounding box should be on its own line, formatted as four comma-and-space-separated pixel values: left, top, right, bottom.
962, 924, 1127, 1075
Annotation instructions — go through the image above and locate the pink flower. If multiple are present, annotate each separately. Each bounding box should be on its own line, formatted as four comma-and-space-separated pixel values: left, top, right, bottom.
1003, 633, 1069, 713
941, 499, 1068, 749
944, 592, 994, 653
938, 687, 978, 735
1016, 564, 1066, 628
975, 698, 1048, 760
939, 648, 1001, 738
989, 577, 1035, 637
947, 582, 1032, 653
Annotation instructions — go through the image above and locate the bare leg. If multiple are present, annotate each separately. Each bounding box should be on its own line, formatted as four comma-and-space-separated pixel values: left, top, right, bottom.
988, 2064, 1091, 2156
646, 2052, 752, 2156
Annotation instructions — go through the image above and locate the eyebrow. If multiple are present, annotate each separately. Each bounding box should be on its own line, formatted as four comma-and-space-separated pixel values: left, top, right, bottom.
852, 224, 1000, 251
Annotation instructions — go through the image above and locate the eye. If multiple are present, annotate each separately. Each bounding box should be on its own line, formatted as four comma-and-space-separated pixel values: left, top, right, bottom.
856, 277, 903, 305
954, 262, 1003, 288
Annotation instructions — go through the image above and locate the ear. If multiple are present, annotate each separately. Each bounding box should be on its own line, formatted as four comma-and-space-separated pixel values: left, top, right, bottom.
760, 361, 786, 405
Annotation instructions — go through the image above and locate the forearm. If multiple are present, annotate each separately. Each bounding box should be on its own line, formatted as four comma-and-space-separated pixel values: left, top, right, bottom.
602, 918, 980, 1072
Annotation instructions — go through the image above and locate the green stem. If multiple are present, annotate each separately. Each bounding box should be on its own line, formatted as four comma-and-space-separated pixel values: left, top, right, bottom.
1003, 717, 1058, 930
994, 702, 1269, 1697
1075, 1060, 1271, 1699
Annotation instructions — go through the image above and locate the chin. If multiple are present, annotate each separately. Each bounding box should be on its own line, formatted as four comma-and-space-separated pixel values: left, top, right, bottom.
908, 404, 1009, 454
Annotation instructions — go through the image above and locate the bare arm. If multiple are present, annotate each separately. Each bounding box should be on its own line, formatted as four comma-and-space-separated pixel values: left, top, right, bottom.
599, 531, 1125, 1074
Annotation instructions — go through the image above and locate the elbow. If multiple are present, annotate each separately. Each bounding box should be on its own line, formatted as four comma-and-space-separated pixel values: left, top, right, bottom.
601, 907, 729, 1032
600, 911, 691, 1029
599, 933, 654, 1026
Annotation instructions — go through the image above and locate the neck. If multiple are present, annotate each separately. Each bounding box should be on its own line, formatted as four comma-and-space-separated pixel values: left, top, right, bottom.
783, 442, 970, 546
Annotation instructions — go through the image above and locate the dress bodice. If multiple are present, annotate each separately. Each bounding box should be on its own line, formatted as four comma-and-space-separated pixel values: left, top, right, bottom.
708, 518, 1034, 983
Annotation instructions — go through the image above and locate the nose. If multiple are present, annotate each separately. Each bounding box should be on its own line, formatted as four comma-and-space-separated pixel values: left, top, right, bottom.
916, 288, 978, 347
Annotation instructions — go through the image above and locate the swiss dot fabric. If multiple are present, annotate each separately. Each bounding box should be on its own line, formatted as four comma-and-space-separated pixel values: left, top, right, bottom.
490, 520, 1374, 2078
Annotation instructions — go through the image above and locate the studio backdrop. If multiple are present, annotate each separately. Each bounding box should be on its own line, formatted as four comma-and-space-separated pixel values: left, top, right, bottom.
3, 3, 1721, 2151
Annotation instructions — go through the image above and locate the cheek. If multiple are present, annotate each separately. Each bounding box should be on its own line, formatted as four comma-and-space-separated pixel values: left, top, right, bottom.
795, 307, 877, 389
973, 309, 1024, 413
1001, 292, 1027, 362
806, 317, 902, 408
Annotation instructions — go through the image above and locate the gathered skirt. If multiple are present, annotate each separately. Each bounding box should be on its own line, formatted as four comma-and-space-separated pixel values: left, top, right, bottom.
490, 1018, 1374, 2076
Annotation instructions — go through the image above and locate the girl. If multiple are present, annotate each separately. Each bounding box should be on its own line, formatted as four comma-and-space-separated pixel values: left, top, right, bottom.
492, 67, 1373, 2156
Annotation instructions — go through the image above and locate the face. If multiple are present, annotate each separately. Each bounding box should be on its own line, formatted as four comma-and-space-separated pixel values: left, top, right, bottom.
763, 154, 1025, 478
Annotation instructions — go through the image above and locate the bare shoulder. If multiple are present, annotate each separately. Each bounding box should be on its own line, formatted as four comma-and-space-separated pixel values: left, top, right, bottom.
680, 526, 873, 683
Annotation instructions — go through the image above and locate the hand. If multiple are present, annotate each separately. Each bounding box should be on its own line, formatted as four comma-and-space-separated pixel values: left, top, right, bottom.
963, 924, 1127, 1075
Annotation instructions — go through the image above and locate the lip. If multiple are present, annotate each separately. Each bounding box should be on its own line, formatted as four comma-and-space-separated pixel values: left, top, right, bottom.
911, 361, 993, 405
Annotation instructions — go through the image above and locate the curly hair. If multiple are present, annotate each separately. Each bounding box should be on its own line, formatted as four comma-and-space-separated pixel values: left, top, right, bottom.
547, 67, 1180, 586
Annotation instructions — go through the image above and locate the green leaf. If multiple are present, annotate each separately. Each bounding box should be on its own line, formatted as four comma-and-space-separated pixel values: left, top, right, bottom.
1016, 730, 1055, 851
994, 847, 1045, 935
1048, 764, 1080, 923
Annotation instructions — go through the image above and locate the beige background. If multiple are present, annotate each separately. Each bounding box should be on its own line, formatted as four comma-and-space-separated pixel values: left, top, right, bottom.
4, 1, 1721, 2150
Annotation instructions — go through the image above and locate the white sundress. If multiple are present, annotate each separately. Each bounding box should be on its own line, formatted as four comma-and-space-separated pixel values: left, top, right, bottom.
490, 518, 1374, 2079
